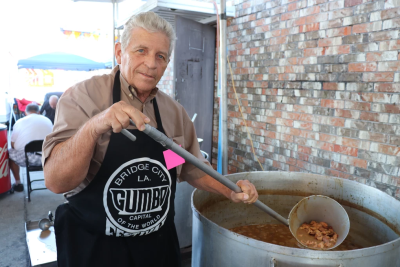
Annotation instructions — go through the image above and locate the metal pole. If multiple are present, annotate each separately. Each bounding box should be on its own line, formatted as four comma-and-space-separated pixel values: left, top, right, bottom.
112, 0, 116, 68
219, 0, 228, 175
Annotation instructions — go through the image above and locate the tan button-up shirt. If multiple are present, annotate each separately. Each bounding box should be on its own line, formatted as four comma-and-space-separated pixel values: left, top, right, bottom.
43, 66, 208, 198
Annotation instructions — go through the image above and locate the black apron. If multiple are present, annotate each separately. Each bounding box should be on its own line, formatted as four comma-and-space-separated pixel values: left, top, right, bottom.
54, 70, 181, 267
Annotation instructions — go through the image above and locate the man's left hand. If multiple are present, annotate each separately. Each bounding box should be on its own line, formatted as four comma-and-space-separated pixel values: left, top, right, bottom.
230, 180, 258, 204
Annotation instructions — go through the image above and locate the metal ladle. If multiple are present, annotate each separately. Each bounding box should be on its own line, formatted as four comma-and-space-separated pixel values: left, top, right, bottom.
121, 120, 350, 250
288, 195, 350, 250
39, 211, 54, 231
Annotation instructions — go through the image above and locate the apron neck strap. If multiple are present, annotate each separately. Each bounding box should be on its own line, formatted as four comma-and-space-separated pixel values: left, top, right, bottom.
152, 98, 164, 133
112, 70, 121, 104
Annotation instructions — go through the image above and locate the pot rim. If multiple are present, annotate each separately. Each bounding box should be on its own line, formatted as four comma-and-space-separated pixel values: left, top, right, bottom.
191, 171, 400, 259
192, 208, 400, 259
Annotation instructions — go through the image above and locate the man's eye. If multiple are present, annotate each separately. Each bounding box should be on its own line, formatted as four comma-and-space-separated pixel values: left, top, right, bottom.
158, 55, 165, 60
138, 49, 144, 53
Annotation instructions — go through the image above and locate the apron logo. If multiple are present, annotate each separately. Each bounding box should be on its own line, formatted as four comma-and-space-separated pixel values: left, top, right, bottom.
110, 186, 169, 215
103, 158, 171, 237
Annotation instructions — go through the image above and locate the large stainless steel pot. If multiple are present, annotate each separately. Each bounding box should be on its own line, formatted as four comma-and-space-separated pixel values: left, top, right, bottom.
191, 172, 400, 267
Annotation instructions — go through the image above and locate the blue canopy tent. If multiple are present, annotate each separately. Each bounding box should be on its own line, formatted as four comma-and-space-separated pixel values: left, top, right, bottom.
17, 52, 106, 71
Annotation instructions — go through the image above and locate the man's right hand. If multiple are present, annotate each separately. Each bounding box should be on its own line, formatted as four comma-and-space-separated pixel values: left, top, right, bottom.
90, 101, 150, 139
44, 101, 150, 194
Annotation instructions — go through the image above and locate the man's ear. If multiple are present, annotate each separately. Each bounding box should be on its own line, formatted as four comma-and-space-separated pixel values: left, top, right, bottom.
115, 42, 122, 64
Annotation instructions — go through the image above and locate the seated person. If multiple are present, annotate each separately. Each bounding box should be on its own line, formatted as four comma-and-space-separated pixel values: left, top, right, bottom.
15, 98, 36, 119
40, 95, 58, 124
9, 103, 53, 192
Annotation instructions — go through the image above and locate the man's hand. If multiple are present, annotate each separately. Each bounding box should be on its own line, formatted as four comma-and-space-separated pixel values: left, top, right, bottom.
44, 100, 151, 194
230, 180, 258, 204
188, 176, 259, 205
90, 101, 149, 138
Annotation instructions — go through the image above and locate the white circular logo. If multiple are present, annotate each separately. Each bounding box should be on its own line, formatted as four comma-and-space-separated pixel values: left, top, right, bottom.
103, 158, 171, 236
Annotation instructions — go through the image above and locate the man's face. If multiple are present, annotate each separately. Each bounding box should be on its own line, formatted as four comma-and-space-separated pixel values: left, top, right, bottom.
115, 27, 170, 93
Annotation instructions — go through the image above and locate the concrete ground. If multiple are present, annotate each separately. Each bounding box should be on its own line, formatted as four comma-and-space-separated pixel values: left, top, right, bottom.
0, 167, 192, 267
0, 167, 65, 267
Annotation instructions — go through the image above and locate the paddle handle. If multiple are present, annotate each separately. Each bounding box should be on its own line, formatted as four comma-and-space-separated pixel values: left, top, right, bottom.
121, 129, 137, 142
126, 120, 289, 226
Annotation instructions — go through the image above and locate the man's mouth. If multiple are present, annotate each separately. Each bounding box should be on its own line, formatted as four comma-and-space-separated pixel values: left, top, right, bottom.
138, 72, 154, 79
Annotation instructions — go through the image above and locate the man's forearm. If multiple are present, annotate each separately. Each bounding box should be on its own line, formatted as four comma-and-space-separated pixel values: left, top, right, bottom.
44, 119, 99, 194
187, 175, 232, 199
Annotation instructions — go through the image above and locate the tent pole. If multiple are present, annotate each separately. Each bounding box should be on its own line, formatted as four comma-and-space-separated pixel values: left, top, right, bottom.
112, 0, 116, 68
219, 0, 228, 175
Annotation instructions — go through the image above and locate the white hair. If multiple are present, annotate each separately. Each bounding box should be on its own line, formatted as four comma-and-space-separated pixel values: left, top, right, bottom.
121, 12, 176, 58
49, 95, 59, 101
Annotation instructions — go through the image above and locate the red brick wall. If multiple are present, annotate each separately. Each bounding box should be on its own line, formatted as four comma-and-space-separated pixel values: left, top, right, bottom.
211, 0, 400, 199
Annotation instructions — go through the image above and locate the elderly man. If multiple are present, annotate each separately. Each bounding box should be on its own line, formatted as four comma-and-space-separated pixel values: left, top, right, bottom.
43, 12, 258, 267
9, 103, 52, 192
40, 95, 58, 124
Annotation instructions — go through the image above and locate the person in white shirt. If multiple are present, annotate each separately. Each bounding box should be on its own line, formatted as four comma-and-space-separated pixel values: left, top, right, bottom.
9, 103, 53, 192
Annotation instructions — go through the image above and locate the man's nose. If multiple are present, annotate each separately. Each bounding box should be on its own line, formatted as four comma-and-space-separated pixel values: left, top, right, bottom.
144, 54, 157, 69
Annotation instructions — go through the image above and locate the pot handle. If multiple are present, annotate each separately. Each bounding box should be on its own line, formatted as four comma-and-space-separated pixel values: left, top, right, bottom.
270, 257, 343, 267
